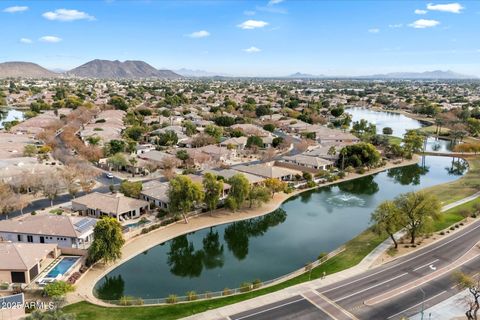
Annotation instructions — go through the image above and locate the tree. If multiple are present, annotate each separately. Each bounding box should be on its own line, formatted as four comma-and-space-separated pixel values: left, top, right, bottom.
160, 156, 179, 180
395, 191, 440, 244
119, 180, 142, 198
203, 173, 223, 214
108, 96, 128, 111
107, 153, 128, 171
88, 217, 125, 265
157, 130, 178, 147
371, 201, 401, 249
0, 183, 22, 219
264, 178, 285, 198
272, 137, 284, 148
402, 130, 424, 156
454, 271, 480, 320
176, 150, 190, 165
226, 174, 250, 211
204, 124, 223, 142
339, 143, 381, 168
327, 146, 337, 158
124, 125, 145, 141
168, 175, 204, 223
23, 144, 37, 157
41, 172, 62, 207
263, 123, 275, 132
382, 127, 393, 135
44, 281, 74, 298
60, 166, 80, 198
255, 105, 270, 117
246, 136, 263, 149
107, 140, 126, 155
330, 106, 344, 117
248, 186, 270, 208
183, 120, 197, 137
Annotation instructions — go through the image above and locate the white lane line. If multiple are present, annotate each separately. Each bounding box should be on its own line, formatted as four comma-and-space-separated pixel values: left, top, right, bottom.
232, 297, 305, 320
334, 273, 408, 303
310, 291, 360, 320
386, 290, 447, 319
413, 259, 439, 271
321, 221, 480, 293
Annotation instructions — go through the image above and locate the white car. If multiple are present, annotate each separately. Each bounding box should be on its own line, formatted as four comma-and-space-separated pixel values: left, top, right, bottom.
106, 172, 114, 179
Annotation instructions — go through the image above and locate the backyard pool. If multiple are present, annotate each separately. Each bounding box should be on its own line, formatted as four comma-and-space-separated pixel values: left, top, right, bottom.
45, 257, 80, 279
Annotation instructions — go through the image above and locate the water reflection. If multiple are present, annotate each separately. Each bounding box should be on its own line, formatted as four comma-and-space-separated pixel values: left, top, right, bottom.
388, 164, 429, 185
337, 175, 379, 195
202, 229, 224, 269
96, 275, 125, 300
167, 235, 205, 277
224, 208, 287, 261
445, 158, 468, 176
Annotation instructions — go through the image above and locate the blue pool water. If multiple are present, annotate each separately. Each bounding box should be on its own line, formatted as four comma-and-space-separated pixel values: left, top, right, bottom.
46, 257, 79, 278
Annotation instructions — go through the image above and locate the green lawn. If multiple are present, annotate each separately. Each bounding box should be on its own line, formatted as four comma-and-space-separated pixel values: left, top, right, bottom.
424, 157, 480, 205
63, 157, 480, 320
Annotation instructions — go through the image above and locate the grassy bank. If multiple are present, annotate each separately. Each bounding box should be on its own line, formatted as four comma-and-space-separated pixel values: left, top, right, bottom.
424, 156, 480, 205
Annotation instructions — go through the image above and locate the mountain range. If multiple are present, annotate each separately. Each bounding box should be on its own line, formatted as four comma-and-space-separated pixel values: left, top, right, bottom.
0, 60, 182, 79
0, 61, 477, 80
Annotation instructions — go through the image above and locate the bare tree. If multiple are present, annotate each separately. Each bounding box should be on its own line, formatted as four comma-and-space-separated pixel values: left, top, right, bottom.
454, 271, 480, 320
0, 183, 21, 219
40, 172, 63, 207
262, 148, 277, 162
60, 166, 80, 198
159, 156, 179, 180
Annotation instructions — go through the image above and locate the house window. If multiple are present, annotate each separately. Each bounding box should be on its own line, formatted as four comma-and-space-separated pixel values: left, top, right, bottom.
17, 235, 22, 242
27, 235, 33, 243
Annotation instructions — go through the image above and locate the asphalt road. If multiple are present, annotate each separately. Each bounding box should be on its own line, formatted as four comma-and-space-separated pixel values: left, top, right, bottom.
229, 219, 480, 320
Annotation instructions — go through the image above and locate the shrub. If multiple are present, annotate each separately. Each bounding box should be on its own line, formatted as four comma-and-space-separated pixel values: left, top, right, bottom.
0, 282, 9, 290
356, 167, 366, 174
204, 291, 212, 299
318, 252, 328, 260
306, 180, 316, 188
31, 211, 37, 215
450, 226, 455, 231
222, 288, 232, 296
345, 166, 355, 173
252, 279, 262, 289
186, 291, 197, 301
166, 294, 177, 304
43, 281, 74, 298
337, 171, 346, 178
240, 282, 252, 293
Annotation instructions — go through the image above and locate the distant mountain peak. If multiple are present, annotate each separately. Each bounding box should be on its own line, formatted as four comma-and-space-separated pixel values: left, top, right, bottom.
362, 70, 476, 80
67, 59, 182, 79
0, 61, 59, 78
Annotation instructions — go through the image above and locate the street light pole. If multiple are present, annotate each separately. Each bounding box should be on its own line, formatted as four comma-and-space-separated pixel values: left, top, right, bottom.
420, 287, 426, 320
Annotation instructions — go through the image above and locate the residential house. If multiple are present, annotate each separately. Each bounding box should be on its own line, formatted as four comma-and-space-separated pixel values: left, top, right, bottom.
202, 168, 265, 185
280, 154, 333, 170
219, 136, 248, 150
0, 242, 60, 284
234, 163, 301, 181
72, 192, 149, 222
140, 180, 170, 209
0, 215, 96, 249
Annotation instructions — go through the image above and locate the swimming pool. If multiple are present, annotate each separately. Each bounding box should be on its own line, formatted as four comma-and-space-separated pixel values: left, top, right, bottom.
45, 257, 80, 279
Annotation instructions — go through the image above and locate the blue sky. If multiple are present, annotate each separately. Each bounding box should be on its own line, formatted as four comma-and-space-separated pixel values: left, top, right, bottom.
1, 0, 479, 76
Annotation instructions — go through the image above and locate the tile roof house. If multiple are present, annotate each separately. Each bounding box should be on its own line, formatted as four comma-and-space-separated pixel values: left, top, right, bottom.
280, 154, 334, 170
0, 242, 60, 284
71, 192, 149, 222
234, 163, 301, 181
0, 215, 95, 249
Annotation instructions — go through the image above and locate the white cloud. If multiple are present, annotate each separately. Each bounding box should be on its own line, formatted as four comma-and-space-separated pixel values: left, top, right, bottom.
20, 38, 32, 44
238, 20, 269, 29
42, 9, 95, 21
243, 46, 261, 53
415, 9, 428, 14
368, 28, 380, 33
3, 6, 28, 13
409, 19, 440, 28
39, 36, 62, 43
268, 0, 284, 5
187, 30, 210, 38
427, 3, 464, 13
388, 24, 403, 28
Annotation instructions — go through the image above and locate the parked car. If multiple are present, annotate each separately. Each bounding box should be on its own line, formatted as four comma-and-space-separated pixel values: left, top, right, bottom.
106, 172, 114, 179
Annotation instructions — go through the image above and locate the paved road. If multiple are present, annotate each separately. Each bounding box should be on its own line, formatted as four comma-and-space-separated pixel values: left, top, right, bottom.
228, 219, 480, 320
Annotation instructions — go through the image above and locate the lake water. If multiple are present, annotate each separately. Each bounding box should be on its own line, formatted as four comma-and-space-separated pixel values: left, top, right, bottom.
0, 108, 24, 129
95, 156, 466, 300
347, 107, 454, 152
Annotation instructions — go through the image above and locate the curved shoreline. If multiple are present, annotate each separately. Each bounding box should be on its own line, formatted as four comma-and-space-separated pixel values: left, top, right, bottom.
71, 156, 423, 306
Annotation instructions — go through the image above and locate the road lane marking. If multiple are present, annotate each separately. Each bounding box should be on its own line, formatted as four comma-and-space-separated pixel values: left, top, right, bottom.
320, 221, 480, 294
386, 290, 447, 319
311, 291, 360, 320
413, 259, 439, 271
365, 246, 480, 306
232, 297, 305, 320
334, 273, 409, 303
302, 293, 340, 320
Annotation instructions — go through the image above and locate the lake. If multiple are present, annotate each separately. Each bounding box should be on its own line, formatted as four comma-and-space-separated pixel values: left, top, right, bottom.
0, 108, 24, 129
95, 156, 466, 300
347, 107, 454, 152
